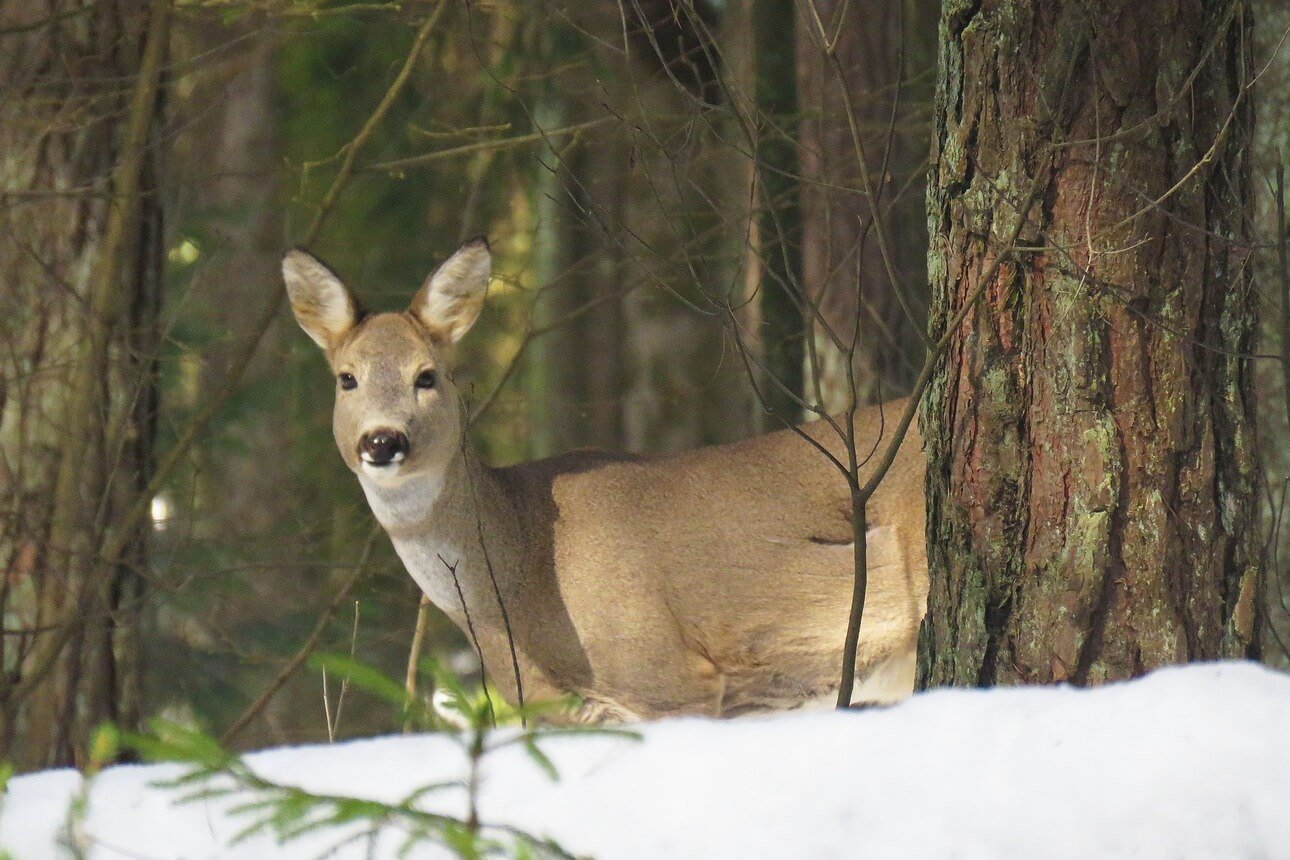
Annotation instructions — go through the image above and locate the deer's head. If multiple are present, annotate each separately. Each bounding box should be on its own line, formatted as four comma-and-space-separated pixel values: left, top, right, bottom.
283, 238, 490, 489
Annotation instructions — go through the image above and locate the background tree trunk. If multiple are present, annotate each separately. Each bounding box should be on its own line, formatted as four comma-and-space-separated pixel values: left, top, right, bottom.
153, 18, 305, 748
752, 0, 805, 424
795, 0, 936, 410
0, 0, 166, 767
1248, 0, 1290, 669
920, 0, 1259, 688
529, 88, 629, 456
530, 3, 759, 454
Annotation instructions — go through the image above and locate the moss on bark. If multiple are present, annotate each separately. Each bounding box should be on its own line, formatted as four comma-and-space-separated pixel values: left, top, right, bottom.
919, 0, 1259, 688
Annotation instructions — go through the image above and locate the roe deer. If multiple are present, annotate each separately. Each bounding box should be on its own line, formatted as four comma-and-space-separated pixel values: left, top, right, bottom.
284, 238, 927, 721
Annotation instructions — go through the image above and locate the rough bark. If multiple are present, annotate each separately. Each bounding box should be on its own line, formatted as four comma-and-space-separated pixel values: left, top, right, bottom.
796, 0, 936, 410
0, 0, 167, 767
920, 0, 1259, 688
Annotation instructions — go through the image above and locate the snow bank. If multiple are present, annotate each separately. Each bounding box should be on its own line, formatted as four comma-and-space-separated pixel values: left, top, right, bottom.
3, 661, 1288, 859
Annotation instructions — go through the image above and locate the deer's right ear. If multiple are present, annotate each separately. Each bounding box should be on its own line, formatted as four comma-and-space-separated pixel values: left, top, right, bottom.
409, 237, 491, 344
282, 249, 359, 352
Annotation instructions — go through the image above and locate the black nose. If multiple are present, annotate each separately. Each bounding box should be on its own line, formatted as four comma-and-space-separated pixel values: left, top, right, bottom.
358, 429, 409, 466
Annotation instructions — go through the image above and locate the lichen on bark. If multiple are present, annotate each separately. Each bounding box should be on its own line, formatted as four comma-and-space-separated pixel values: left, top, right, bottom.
919, 0, 1260, 689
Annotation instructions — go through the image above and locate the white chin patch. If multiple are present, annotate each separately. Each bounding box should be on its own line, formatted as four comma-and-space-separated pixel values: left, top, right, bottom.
359, 451, 405, 465
359, 460, 403, 483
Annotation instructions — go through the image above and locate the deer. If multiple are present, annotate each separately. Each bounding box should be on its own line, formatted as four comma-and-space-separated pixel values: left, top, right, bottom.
283, 237, 928, 722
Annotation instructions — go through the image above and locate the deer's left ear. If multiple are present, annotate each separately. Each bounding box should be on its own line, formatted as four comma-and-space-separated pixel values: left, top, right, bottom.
410, 237, 491, 344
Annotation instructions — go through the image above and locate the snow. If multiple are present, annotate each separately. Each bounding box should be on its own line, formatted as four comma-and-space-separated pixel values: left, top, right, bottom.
3, 661, 1289, 859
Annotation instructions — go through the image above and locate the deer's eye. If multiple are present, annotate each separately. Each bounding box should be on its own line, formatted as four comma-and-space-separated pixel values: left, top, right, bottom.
338, 372, 357, 391
415, 369, 437, 390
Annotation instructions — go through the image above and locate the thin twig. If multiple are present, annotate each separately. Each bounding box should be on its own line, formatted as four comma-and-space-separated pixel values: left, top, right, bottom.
1276, 160, 1290, 430
439, 553, 497, 728
365, 117, 616, 173
221, 527, 381, 746
403, 595, 433, 734
463, 455, 525, 724
321, 668, 333, 743
329, 601, 361, 740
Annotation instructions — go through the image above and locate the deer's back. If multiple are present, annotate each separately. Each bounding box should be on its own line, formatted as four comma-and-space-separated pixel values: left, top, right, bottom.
499, 399, 927, 717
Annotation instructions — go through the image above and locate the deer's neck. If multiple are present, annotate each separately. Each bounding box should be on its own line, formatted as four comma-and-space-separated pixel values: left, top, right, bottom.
357, 448, 519, 615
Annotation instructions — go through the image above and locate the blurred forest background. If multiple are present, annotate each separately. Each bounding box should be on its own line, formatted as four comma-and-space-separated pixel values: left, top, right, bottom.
2, 0, 1288, 771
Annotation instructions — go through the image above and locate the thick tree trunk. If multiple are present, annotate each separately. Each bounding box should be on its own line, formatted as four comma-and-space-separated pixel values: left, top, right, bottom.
0, 0, 167, 767
920, 0, 1259, 688
795, 0, 936, 410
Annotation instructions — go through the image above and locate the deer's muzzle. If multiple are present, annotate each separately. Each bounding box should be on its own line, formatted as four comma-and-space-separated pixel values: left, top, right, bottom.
358, 428, 409, 467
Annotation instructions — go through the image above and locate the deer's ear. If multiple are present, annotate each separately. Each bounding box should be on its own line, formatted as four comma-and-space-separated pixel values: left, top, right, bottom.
409, 237, 491, 344
283, 249, 359, 352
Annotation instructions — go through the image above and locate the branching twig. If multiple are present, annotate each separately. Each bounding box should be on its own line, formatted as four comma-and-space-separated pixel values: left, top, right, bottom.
221, 527, 381, 746
439, 552, 497, 728
365, 117, 616, 173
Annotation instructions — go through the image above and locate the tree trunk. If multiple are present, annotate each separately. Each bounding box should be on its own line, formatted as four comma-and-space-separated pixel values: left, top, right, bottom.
752, 0, 805, 424
1249, 0, 1290, 670
530, 94, 629, 456
531, 3, 759, 455
795, 0, 936, 410
920, 0, 1259, 688
153, 17, 302, 748
0, 0, 167, 768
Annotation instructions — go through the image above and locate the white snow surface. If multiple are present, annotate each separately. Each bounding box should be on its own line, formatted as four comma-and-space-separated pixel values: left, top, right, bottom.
3, 661, 1289, 859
